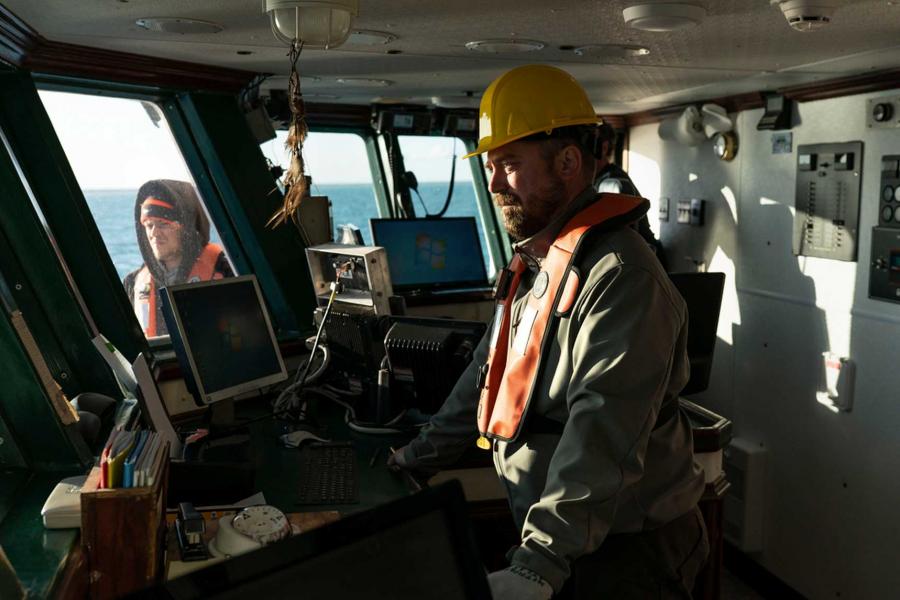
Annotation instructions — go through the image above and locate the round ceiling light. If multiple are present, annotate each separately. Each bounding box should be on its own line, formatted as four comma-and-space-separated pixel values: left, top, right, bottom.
464, 39, 545, 53
135, 17, 224, 34
347, 30, 397, 45
622, 3, 707, 32
573, 44, 650, 58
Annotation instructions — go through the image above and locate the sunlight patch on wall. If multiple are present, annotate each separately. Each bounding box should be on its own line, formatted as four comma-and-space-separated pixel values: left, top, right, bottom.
627, 151, 661, 231
709, 246, 740, 345
815, 392, 841, 414
689, 173, 699, 182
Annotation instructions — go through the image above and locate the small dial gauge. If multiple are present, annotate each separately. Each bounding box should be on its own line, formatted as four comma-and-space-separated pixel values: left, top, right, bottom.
882, 205, 894, 222
894, 208, 900, 223
895, 186, 900, 203
884, 185, 895, 202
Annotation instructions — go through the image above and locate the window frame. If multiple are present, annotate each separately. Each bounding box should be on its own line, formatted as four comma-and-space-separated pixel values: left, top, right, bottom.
35, 82, 252, 348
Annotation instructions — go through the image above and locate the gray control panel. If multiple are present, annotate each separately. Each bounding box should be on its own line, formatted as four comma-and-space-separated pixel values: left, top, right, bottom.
869, 227, 900, 303
792, 142, 863, 262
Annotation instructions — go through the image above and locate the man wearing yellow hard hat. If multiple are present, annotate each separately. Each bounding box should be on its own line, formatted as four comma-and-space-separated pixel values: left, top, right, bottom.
389, 65, 707, 599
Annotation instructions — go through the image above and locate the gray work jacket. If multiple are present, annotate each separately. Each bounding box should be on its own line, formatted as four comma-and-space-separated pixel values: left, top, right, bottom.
401, 186, 705, 591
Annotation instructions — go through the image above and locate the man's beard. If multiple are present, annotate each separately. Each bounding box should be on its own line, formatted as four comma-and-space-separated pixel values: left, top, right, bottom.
494, 175, 568, 241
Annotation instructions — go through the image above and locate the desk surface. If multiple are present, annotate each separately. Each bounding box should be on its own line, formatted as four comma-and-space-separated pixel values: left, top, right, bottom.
181, 396, 414, 515
165, 509, 341, 580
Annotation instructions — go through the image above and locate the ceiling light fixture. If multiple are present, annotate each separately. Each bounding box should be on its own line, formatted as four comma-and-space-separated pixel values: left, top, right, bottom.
622, 3, 707, 32
573, 44, 650, 58
464, 39, 545, 53
135, 17, 224, 34
263, 0, 359, 48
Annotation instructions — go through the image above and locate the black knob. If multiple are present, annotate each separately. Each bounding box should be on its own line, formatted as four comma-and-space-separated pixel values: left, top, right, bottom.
873, 102, 894, 123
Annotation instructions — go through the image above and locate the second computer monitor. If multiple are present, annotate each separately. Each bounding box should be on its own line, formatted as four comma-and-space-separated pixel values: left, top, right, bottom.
161, 275, 288, 405
370, 217, 488, 292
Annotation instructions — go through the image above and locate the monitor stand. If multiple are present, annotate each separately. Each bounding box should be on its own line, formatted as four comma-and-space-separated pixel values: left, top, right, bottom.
182, 399, 252, 462
169, 398, 255, 508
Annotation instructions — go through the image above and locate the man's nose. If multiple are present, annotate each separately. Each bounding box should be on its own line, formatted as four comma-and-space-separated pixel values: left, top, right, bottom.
488, 169, 507, 195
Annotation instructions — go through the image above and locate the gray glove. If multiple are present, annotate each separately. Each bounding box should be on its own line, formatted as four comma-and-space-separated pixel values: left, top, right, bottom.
386, 444, 413, 472
387, 443, 438, 482
487, 566, 553, 600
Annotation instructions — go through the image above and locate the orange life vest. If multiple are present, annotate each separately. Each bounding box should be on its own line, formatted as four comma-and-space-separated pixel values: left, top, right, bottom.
476, 193, 648, 443
133, 243, 226, 337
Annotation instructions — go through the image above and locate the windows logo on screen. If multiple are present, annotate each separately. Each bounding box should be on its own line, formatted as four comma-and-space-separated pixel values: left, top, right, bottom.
415, 234, 447, 270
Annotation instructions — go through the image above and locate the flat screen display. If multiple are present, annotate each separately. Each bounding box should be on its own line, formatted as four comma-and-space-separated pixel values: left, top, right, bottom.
370, 217, 488, 291
163, 275, 287, 404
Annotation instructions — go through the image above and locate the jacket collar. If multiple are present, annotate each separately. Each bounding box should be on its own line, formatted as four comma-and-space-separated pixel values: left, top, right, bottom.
513, 185, 601, 265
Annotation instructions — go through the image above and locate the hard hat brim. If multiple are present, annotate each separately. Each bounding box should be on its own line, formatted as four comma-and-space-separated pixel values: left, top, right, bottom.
461, 115, 601, 160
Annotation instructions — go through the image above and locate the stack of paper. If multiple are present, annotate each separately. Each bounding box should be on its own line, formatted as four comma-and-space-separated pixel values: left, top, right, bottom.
98, 428, 166, 489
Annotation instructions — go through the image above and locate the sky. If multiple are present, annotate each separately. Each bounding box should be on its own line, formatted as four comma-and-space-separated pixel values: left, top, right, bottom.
39, 90, 473, 190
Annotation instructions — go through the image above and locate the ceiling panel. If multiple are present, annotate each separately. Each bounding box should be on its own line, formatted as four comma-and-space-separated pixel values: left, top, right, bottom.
4, 0, 900, 112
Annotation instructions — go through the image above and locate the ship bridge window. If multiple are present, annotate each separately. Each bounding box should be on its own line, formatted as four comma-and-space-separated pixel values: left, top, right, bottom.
261, 131, 380, 243
36, 91, 237, 341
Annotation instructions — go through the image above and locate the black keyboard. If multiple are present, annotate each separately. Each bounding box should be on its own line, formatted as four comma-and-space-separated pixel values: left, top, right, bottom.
296, 442, 358, 505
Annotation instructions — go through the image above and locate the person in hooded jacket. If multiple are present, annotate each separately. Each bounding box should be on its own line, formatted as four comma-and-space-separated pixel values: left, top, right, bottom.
123, 179, 233, 337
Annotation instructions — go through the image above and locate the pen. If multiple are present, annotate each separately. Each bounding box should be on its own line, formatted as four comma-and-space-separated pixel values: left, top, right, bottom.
369, 447, 382, 468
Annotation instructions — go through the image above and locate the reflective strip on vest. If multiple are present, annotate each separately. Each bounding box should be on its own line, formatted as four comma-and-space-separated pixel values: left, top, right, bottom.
133, 243, 226, 337
476, 193, 648, 442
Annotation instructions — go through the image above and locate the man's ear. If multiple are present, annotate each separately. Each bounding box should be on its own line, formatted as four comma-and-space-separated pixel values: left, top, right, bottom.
555, 145, 584, 181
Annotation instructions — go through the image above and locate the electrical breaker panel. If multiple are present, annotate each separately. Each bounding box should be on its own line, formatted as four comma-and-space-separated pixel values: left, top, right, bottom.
792, 142, 863, 262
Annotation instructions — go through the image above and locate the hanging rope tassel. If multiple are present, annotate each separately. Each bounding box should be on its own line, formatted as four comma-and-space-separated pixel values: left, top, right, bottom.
268, 40, 309, 230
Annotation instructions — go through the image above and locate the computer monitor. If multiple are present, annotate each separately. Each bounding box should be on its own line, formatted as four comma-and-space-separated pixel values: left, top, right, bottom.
160, 275, 288, 406
668, 272, 726, 396
370, 217, 489, 292
137, 480, 492, 600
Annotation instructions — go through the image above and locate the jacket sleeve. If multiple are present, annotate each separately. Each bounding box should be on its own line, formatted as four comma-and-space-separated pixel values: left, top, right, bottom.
511, 264, 685, 591
400, 331, 489, 472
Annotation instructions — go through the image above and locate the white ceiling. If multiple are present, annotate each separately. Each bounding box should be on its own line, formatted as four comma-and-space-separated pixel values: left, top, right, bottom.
5, 0, 900, 113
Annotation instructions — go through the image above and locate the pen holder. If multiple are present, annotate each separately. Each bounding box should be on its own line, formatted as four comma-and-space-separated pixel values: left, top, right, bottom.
80, 443, 169, 599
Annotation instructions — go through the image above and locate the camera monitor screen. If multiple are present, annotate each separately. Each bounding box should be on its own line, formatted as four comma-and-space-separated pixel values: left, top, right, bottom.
370, 217, 489, 292
668, 272, 725, 396
161, 275, 287, 405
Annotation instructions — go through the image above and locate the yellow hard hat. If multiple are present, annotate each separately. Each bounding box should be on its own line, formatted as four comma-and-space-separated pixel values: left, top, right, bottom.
463, 64, 599, 159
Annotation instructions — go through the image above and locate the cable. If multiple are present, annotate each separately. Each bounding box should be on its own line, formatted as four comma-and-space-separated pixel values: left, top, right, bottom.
432, 138, 458, 218
270, 266, 347, 421
412, 188, 429, 216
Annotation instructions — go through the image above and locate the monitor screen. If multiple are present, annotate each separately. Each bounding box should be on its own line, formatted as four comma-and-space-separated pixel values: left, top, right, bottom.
370, 217, 488, 291
161, 275, 287, 404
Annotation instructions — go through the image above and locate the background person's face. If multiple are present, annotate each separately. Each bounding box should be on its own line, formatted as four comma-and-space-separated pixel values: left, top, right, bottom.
142, 217, 183, 267
485, 141, 567, 241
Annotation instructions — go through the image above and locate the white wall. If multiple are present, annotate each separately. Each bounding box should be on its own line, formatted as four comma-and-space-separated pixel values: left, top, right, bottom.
629, 91, 900, 600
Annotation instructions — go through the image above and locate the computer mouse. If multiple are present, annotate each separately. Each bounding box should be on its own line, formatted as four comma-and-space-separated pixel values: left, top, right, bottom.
280, 430, 330, 448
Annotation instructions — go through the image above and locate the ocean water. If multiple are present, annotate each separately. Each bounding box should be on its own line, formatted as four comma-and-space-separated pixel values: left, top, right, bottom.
84, 181, 489, 282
